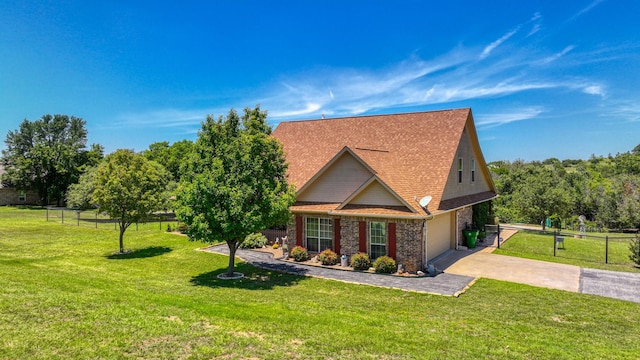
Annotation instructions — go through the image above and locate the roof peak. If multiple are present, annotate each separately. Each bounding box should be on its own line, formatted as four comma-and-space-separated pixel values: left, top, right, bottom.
278, 107, 470, 124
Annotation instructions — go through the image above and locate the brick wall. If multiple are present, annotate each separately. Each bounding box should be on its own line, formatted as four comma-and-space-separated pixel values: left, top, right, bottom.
0, 188, 40, 206
287, 213, 425, 273
338, 217, 360, 256
395, 220, 423, 273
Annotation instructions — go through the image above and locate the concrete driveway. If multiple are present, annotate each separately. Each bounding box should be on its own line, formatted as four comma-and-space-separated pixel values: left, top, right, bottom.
433, 248, 640, 303
442, 252, 581, 292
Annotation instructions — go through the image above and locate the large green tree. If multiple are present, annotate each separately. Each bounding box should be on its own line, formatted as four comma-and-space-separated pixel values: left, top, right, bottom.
1, 114, 103, 205
92, 149, 169, 253
495, 162, 571, 228
65, 166, 98, 210
175, 106, 295, 277
142, 139, 194, 182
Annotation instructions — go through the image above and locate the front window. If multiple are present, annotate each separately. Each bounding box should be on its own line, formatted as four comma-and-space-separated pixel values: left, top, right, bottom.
18, 190, 26, 202
458, 158, 463, 183
305, 217, 333, 252
369, 221, 386, 259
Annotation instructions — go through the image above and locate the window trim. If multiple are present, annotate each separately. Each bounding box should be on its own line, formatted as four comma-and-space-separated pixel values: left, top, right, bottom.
305, 216, 333, 252
368, 221, 387, 260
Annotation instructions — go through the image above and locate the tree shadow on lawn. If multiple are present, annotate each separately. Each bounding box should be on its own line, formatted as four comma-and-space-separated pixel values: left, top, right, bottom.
106, 246, 172, 260
190, 262, 310, 290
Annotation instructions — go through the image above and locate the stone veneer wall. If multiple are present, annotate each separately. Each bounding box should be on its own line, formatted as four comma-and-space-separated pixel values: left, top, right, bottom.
285, 216, 297, 254
456, 207, 473, 246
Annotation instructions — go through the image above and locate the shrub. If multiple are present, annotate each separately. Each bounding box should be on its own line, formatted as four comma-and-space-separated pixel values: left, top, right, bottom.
290, 246, 309, 262
318, 249, 338, 265
166, 224, 173, 232
350, 252, 371, 270
272, 243, 279, 249
240, 233, 268, 249
373, 256, 397, 274
177, 223, 188, 233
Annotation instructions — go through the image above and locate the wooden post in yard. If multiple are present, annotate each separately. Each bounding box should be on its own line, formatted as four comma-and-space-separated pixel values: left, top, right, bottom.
553, 230, 557, 257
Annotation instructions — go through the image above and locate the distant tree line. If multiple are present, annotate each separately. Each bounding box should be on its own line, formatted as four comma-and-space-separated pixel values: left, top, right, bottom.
490, 144, 640, 230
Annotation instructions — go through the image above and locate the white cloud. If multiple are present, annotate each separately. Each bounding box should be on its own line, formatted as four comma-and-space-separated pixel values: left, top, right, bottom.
480, 27, 520, 60
476, 107, 544, 128
112, 14, 613, 130
542, 45, 575, 63
568, 0, 606, 22
583, 85, 605, 96
269, 102, 322, 118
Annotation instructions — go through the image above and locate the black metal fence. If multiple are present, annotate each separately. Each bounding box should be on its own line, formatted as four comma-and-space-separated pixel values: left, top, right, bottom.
45, 207, 179, 231
497, 224, 638, 266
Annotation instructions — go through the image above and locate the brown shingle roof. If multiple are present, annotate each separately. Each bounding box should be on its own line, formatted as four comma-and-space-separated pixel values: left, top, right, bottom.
273, 108, 496, 216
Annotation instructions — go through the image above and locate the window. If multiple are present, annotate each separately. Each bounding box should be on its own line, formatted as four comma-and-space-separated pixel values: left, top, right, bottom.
471, 159, 476, 182
369, 221, 386, 259
18, 190, 26, 202
458, 158, 463, 183
305, 217, 333, 252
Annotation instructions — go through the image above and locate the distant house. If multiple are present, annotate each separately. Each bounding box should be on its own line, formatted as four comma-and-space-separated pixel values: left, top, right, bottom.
272, 108, 497, 272
0, 165, 39, 206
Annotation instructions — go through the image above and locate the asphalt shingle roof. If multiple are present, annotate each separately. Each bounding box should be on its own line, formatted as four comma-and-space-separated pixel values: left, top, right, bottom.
272, 108, 496, 216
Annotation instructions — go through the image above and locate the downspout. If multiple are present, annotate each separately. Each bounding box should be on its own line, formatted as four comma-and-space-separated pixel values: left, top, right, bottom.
423, 219, 428, 271
455, 210, 460, 250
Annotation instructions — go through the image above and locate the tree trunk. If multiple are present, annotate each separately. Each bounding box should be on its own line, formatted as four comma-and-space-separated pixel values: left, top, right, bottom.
119, 223, 126, 253
226, 239, 238, 277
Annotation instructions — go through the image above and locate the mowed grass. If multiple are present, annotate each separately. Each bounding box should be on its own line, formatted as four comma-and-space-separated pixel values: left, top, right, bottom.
495, 229, 640, 273
2, 208, 640, 359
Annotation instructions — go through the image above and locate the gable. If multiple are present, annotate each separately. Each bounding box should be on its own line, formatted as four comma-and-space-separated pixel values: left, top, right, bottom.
441, 124, 494, 202
346, 179, 407, 207
297, 150, 374, 203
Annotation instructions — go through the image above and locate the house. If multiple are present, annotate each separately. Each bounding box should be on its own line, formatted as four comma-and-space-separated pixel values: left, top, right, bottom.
0, 165, 39, 206
271, 108, 498, 273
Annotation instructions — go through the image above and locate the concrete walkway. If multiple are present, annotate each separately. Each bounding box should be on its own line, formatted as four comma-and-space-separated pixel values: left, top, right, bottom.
203, 244, 475, 296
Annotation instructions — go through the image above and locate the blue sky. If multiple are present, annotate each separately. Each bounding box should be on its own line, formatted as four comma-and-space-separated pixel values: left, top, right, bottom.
1, 0, 638, 162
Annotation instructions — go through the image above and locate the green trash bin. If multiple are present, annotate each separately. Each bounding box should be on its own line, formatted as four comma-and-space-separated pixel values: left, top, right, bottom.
463, 230, 479, 249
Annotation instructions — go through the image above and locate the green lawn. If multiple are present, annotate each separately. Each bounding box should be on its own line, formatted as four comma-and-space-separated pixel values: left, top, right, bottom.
495, 228, 640, 273
2, 207, 640, 359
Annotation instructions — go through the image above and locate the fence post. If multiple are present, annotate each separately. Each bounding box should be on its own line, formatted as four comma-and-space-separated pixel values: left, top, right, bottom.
95, 212, 98, 229
553, 230, 557, 257
136, 222, 138, 231
61, 209, 64, 224
46, 207, 49, 222
77, 211, 80, 226
497, 224, 501, 249
605, 236, 609, 264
